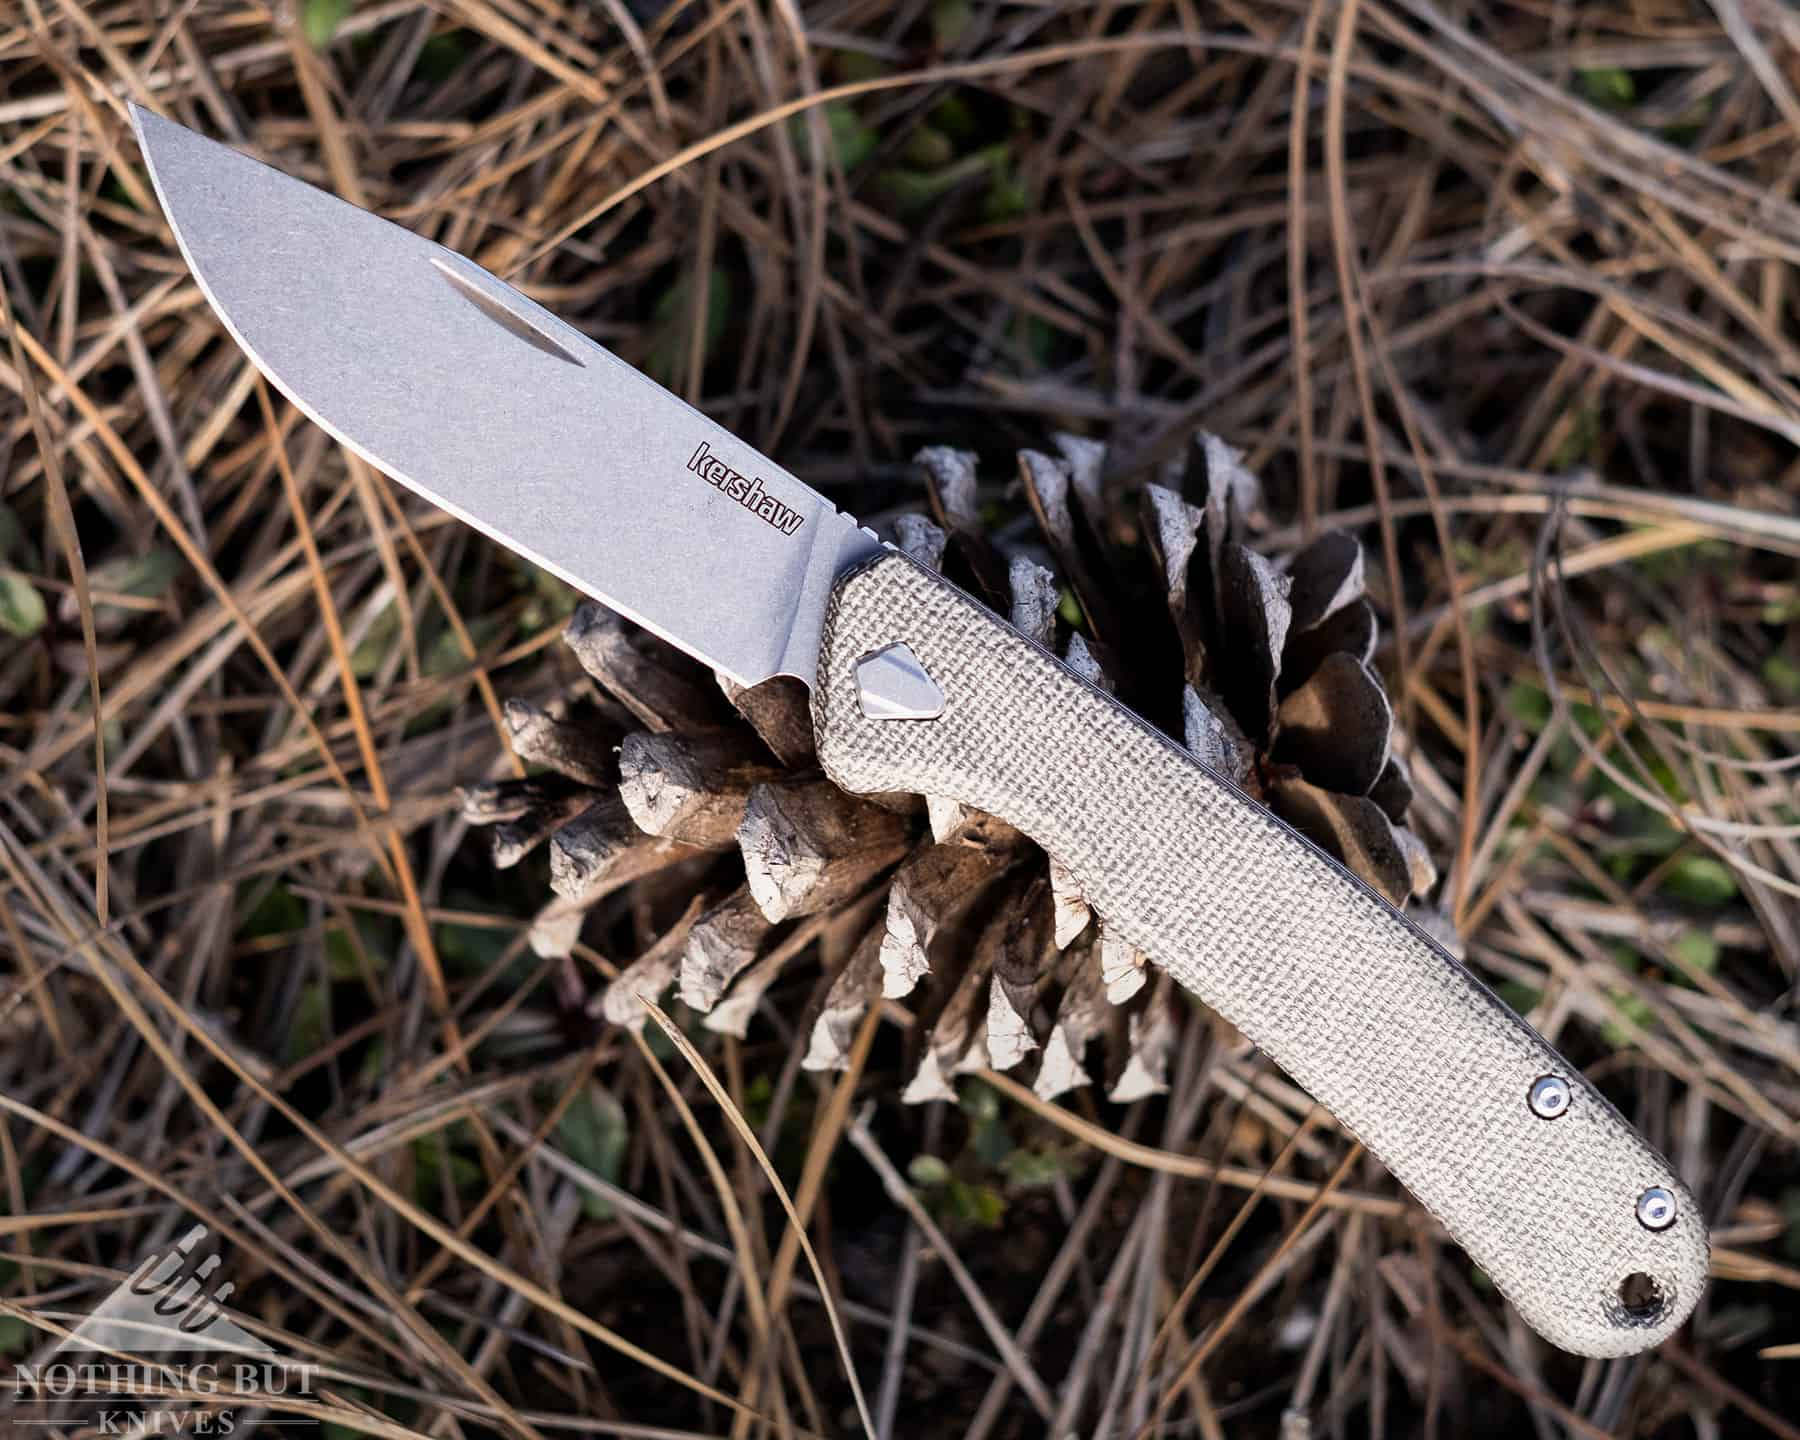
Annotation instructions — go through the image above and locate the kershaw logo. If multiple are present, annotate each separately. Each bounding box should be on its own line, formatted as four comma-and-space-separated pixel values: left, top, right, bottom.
687, 441, 806, 536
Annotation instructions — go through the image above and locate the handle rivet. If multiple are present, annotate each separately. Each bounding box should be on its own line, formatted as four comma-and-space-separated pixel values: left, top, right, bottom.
1636, 1187, 1677, 1231
1528, 1075, 1571, 1119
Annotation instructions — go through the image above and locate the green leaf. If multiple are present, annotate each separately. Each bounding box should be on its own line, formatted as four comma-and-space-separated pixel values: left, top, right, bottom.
1578, 68, 1635, 107
1762, 654, 1800, 701
832, 49, 890, 85
0, 503, 27, 564
350, 601, 403, 678
644, 1014, 677, 1061
958, 1078, 999, 1125
945, 1179, 1005, 1228
435, 915, 512, 978
1504, 679, 1551, 733
1669, 929, 1719, 979
901, 125, 956, 169
1548, 405, 1602, 469
875, 168, 955, 216
241, 881, 306, 939
0, 570, 46, 638
302, 0, 354, 48
356, 1036, 387, 1089
907, 1154, 951, 1187
1600, 991, 1654, 1050
1018, 312, 1057, 369
325, 925, 361, 982
89, 547, 180, 602
972, 1113, 1012, 1168
958, 1078, 1012, 1167
929, 95, 976, 141
742, 1072, 774, 1134
413, 1126, 482, 1201
0, 1313, 32, 1355
876, 144, 1010, 217
999, 1148, 1065, 1189
1570, 700, 1606, 739
824, 104, 879, 171
1645, 753, 1686, 804
1762, 594, 1800, 626
980, 156, 1032, 223
326, 913, 391, 980
413, 31, 467, 83
1781, 1187, 1800, 1261
558, 1085, 629, 1220
285, 982, 330, 1064
517, 569, 580, 632
791, 105, 879, 171
1495, 980, 1541, 1016
930, 0, 972, 49
1057, 585, 1084, 629
425, 612, 506, 677
1663, 856, 1738, 907
647, 267, 734, 387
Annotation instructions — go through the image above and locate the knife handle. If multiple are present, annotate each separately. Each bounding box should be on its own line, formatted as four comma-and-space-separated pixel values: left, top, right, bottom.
811, 548, 1706, 1357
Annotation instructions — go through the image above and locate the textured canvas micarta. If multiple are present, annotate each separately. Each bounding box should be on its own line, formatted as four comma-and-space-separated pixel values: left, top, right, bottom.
813, 550, 1708, 1357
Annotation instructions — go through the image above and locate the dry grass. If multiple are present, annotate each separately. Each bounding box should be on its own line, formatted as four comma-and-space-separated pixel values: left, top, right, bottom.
2, 1, 1799, 1436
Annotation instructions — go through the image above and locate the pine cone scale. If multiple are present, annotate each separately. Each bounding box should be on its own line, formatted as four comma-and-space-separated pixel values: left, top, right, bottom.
468, 430, 1445, 1100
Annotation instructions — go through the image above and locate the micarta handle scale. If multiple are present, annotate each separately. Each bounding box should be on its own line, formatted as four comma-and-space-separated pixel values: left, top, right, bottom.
812, 548, 1707, 1358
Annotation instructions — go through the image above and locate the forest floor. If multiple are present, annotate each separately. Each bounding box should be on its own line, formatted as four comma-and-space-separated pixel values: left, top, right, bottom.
1, 2, 1798, 1436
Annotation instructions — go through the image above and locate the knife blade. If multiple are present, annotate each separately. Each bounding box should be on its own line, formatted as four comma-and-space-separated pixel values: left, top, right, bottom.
126, 106, 877, 690
131, 104, 1709, 1358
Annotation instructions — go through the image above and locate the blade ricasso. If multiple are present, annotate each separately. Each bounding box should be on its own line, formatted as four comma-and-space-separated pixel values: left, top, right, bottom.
775, 508, 883, 690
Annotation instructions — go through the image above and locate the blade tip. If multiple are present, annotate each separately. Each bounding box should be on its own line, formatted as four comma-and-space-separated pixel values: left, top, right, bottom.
126, 103, 174, 180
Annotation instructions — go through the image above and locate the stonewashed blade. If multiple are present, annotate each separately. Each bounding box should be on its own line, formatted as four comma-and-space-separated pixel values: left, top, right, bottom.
131, 105, 877, 688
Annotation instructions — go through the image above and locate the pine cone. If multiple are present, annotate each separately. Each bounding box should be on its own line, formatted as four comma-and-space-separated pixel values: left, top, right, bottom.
463, 431, 1439, 1103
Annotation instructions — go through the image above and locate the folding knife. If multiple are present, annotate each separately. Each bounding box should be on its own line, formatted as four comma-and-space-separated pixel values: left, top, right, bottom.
131, 106, 1708, 1357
